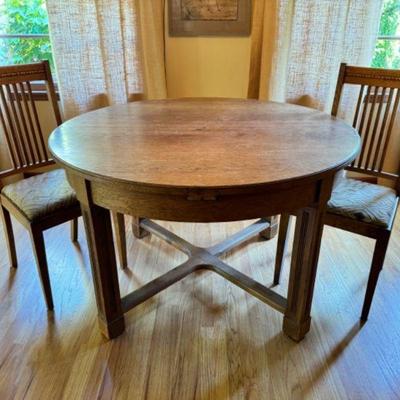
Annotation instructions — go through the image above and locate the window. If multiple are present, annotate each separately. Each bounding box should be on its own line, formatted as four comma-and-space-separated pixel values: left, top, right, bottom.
372, 0, 400, 69
0, 0, 54, 70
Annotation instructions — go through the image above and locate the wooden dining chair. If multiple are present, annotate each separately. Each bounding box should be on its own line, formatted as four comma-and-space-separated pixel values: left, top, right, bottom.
274, 63, 400, 321
0, 61, 128, 310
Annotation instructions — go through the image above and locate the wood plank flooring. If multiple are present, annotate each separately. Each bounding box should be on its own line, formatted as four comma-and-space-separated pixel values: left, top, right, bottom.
0, 215, 399, 399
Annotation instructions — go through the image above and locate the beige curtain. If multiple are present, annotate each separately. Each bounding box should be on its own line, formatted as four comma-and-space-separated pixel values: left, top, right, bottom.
248, 0, 279, 100
249, 0, 383, 111
46, 0, 167, 120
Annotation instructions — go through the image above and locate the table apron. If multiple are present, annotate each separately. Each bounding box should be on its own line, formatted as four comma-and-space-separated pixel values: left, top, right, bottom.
72, 176, 325, 222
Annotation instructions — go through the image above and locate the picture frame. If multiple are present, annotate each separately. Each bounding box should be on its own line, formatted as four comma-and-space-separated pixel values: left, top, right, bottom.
168, 0, 252, 37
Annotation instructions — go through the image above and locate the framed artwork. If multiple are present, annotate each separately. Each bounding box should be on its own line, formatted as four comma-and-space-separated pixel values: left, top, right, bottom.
168, 0, 252, 37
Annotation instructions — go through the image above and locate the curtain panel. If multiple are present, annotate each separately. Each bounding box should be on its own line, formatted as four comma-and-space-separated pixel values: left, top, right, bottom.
46, 0, 167, 120
249, 0, 383, 112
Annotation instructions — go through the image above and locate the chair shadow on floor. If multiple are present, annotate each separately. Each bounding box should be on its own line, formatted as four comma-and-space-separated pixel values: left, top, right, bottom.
6, 267, 17, 293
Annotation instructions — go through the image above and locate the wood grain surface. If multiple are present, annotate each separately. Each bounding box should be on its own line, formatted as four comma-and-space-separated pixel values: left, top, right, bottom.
48, 99, 360, 190
47, 99, 360, 341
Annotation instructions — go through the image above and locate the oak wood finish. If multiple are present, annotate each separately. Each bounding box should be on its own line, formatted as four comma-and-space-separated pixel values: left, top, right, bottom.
0, 62, 127, 309
132, 216, 150, 239
0, 204, 17, 268
50, 99, 359, 189
283, 177, 334, 340
274, 213, 291, 285
0, 61, 60, 179
81, 200, 125, 339
112, 211, 127, 269
29, 226, 54, 310
70, 216, 78, 243
331, 63, 400, 185
48, 98, 360, 341
260, 215, 279, 240
120, 218, 288, 315
275, 64, 400, 321
0, 62, 80, 310
1, 217, 400, 399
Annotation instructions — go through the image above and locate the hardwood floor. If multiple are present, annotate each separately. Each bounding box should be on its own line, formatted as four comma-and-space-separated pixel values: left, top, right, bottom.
0, 215, 399, 399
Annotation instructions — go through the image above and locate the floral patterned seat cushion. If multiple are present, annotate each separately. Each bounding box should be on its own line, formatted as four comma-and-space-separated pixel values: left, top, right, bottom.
1, 169, 78, 222
327, 177, 398, 228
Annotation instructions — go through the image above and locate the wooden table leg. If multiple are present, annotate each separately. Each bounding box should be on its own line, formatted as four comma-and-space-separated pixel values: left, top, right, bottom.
132, 216, 150, 239
283, 178, 333, 341
259, 215, 279, 240
81, 201, 125, 339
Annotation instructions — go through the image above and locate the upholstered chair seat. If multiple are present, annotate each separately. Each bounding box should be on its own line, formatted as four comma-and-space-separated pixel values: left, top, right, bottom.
327, 178, 397, 228
1, 169, 78, 222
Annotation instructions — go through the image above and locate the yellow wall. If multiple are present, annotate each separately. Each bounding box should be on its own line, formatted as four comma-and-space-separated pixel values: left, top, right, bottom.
165, 35, 251, 99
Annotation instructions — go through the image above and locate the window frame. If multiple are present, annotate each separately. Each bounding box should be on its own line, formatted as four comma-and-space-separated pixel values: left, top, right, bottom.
372, 33, 400, 71
372, 0, 400, 70
377, 35, 400, 40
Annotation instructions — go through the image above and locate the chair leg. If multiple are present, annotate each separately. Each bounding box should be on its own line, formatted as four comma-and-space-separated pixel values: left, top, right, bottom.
274, 213, 291, 285
361, 233, 391, 321
0, 204, 18, 268
29, 227, 54, 310
112, 212, 127, 269
70, 218, 78, 243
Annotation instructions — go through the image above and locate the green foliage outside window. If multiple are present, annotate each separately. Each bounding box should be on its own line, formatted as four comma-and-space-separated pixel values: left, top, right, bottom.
372, 0, 400, 69
0, 0, 54, 69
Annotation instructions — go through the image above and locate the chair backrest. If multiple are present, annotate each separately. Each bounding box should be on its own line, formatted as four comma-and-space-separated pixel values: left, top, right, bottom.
0, 61, 62, 181
331, 63, 400, 192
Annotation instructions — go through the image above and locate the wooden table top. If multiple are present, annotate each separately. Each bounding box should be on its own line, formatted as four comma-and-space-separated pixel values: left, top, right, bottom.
49, 98, 360, 189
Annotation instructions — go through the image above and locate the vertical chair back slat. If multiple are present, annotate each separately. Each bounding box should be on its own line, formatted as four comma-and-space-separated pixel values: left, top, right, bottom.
26, 80, 50, 162
352, 85, 365, 128
378, 88, 400, 173
359, 86, 379, 168
332, 63, 400, 190
352, 85, 371, 168
19, 82, 42, 163
0, 85, 24, 168
349, 85, 365, 167
0, 98, 18, 169
365, 87, 386, 169
0, 61, 60, 180
372, 87, 395, 171
43, 60, 62, 127
12, 83, 35, 165
5, 84, 30, 166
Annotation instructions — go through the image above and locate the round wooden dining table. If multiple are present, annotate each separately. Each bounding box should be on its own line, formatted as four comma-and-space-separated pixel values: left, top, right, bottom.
49, 98, 360, 342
